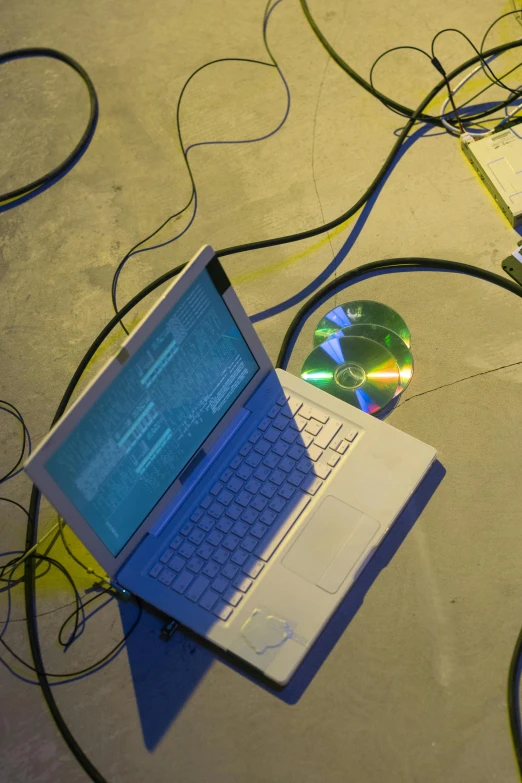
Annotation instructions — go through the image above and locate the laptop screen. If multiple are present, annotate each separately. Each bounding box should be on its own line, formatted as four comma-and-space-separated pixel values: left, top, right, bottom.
45, 265, 259, 556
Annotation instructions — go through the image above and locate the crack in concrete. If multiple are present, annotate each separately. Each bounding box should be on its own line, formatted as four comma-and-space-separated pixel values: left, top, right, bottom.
397, 359, 522, 408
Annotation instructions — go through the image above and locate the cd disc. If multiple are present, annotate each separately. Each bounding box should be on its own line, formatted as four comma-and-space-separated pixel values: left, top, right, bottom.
314, 300, 411, 348
331, 324, 413, 394
301, 335, 400, 415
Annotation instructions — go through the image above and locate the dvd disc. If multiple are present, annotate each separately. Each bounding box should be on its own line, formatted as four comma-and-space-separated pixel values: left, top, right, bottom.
301, 335, 400, 415
314, 301, 411, 348
331, 324, 413, 394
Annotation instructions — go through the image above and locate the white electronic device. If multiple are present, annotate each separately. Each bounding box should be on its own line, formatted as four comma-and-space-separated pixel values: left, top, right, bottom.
461, 127, 522, 226
25, 245, 437, 684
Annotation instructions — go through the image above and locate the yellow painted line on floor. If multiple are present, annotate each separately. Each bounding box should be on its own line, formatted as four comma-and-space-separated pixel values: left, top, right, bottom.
34, 513, 109, 591
230, 214, 355, 288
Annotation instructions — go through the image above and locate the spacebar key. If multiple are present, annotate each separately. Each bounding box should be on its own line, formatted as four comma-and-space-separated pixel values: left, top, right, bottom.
255, 492, 311, 561
314, 419, 342, 450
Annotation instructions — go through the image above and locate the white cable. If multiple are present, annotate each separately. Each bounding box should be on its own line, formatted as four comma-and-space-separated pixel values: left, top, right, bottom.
440, 56, 497, 137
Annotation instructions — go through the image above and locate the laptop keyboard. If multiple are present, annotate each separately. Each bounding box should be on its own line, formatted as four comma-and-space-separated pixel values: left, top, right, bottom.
148, 393, 359, 622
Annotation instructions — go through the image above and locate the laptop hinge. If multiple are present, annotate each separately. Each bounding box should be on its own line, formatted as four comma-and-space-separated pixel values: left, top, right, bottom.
148, 407, 251, 537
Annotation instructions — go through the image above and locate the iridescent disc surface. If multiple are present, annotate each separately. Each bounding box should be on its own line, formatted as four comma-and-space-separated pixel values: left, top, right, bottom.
332, 324, 413, 394
314, 300, 411, 348
301, 335, 400, 415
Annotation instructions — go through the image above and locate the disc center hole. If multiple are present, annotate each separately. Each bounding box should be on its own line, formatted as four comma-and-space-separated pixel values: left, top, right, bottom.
334, 362, 366, 389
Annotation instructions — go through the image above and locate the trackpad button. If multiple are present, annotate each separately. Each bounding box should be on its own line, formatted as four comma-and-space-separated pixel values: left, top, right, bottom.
282, 496, 380, 594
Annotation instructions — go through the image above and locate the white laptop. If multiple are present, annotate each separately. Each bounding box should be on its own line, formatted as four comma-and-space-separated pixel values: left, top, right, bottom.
25, 245, 436, 685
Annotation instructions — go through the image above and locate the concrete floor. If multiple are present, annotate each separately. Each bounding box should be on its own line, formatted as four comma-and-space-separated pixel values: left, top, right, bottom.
2, 0, 522, 780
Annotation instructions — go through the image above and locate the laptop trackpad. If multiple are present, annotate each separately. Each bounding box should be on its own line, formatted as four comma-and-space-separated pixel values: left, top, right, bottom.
282, 496, 380, 594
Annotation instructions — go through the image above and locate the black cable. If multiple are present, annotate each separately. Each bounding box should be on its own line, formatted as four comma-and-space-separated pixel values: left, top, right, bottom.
367, 43, 469, 134
429, 55, 466, 134
110, 201, 193, 336
274, 259, 522, 773
2, 551, 140, 678
112, 0, 281, 334
444, 81, 465, 134
454, 61, 522, 126
23, 252, 522, 781
57, 589, 113, 649
216, 43, 522, 257
112, 9, 522, 328
431, 59, 522, 134
1, 558, 49, 589
111, 57, 272, 335
22, 30, 522, 579
21, 22, 522, 783
2, 596, 141, 679
299, 0, 522, 128
300, 0, 428, 120
0, 496, 58, 591
0, 496, 31, 523
0, 400, 28, 482
498, 114, 522, 131
431, 28, 515, 94
272, 260, 522, 776
273, 258, 522, 366
9, 49, 519, 780
509, 624, 522, 773
481, 9, 522, 89
6, 551, 84, 644
110, 43, 522, 319
368, 42, 469, 134
0, 497, 107, 638
0, 48, 98, 206
368, 45, 433, 118
0, 558, 51, 591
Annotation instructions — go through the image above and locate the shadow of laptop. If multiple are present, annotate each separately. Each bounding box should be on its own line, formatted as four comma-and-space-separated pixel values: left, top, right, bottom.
120, 459, 444, 750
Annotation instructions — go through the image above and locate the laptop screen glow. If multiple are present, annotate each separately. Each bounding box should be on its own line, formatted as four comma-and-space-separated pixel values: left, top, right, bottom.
45, 267, 259, 556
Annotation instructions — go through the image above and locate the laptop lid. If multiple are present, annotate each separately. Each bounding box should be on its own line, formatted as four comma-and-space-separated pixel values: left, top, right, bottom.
25, 245, 273, 576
